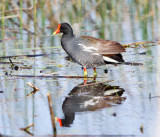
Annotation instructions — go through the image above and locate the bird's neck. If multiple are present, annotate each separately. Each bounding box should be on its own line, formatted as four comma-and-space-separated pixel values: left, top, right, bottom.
61, 32, 75, 49
63, 31, 74, 37
62, 32, 75, 42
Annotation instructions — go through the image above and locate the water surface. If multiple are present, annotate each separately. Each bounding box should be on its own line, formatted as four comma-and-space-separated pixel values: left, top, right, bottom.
0, 0, 160, 136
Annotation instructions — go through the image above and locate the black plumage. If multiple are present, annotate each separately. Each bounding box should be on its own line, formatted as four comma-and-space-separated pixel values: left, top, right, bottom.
53, 23, 142, 76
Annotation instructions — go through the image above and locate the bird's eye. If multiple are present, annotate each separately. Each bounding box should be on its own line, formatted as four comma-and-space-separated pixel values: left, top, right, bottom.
60, 26, 64, 29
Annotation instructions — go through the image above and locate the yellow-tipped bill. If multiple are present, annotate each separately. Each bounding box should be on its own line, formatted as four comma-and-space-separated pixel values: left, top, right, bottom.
53, 24, 61, 35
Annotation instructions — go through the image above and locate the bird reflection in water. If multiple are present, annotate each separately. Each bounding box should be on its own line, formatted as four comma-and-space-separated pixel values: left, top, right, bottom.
56, 81, 126, 127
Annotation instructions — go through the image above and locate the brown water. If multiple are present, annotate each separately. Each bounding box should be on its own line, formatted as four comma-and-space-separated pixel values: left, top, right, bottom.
0, 0, 160, 136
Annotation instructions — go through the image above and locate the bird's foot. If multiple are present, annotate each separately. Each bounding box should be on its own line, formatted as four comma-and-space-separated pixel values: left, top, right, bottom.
83, 77, 88, 84
93, 72, 97, 77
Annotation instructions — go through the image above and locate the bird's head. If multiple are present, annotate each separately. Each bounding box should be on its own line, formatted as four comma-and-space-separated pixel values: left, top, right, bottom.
53, 23, 72, 35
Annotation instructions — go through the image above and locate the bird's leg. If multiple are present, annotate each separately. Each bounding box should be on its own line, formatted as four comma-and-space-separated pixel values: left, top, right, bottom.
84, 78, 87, 84
83, 67, 88, 84
93, 67, 97, 77
84, 67, 88, 77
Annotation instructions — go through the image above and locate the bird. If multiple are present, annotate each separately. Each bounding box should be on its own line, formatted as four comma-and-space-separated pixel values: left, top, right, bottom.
53, 23, 142, 77
56, 81, 125, 127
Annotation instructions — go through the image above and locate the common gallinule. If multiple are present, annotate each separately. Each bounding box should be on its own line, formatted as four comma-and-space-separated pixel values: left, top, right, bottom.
55, 81, 126, 127
53, 23, 142, 77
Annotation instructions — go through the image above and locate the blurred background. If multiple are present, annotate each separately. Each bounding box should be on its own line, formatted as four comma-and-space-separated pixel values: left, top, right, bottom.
0, 0, 160, 136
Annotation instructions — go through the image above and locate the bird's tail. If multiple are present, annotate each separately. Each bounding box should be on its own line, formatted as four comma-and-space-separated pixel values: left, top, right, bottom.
120, 62, 143, 66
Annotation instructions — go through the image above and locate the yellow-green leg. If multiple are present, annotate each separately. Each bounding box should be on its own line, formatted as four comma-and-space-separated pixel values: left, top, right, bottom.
83, 67, 88, 84
84, 67, 88, 77
93, 67, 97, 77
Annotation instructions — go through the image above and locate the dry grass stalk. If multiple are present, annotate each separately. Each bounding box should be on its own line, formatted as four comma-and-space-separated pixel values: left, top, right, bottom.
0, 14, 19, 19
0, 6, 33, 15
47, 93, 56, 134
42, 72, 59, 76
26, 82, 39, 96
9, 0, 33, 33
20, 124, 34, 136
123, 41, 160, 48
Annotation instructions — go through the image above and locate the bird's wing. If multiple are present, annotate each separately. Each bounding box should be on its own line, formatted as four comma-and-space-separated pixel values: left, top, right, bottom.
77, 35, 125, 54
102, 54, 124, 63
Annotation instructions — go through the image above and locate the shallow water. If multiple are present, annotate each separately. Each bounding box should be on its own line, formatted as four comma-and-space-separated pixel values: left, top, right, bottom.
0, 0, 160, 136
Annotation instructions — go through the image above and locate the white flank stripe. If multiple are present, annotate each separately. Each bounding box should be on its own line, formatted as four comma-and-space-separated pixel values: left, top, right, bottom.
104, 89, 121, 96
92, 53, 100, 56
103, 56, 119, 63
83, 49, 92, 52
83, 97, 101, 108
78, 44, 98, 51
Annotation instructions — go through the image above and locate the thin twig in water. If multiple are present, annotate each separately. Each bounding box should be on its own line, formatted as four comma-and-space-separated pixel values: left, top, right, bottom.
123, 41, 160, 48
42, 72, 59, 76
78, 80, 113, 87
149, 93, 151, 100
47, 93, 57, 135
9, 58, 19, 70
9, 58, 14, 66
149, 93, 160, 99
27, 82, 39, 96
0, 53, 53, 59
20, 124, 34, 136
0, 37, 17, 42
140, 125, 143, 134
151, 96, 160, 99
0, 14, 19, 19
10, 75, 105, 79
